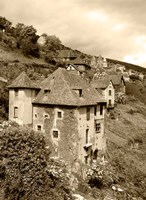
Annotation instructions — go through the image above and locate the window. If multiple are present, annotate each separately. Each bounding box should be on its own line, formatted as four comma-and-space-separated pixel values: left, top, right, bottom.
109, 90, 112, 96
35, 114, 38, 118
109, 99, 112, 106
57, 111, 62, 119
73, 89, 82, 97
44, 114, 49, 118
100, 105, 103, 115
86, 107, 90, 120
53, 130, 59, 138
35, 90, 39, 97
37, 125, 41, 131
86, 129, 89, 144
96, 123, 101, 133
94, 106, 97, 116
14, 89, 18, 97
79, 89, 82, 97
85, 156, 88, 164
44, 89, 50, 96
14, 107, 18, 118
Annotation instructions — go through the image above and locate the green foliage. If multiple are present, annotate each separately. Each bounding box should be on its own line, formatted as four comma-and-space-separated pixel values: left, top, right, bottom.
87, 159, 118, 189
0, 17, 12, 31
14, 23, 40, 57
126, 81, 146, 104
0, 126, 74, 200
41, 33, 62, 52
108, 142, 146, 199
0, 82, 9, 120
21, 38, 40, 57
0, 126, 51, 199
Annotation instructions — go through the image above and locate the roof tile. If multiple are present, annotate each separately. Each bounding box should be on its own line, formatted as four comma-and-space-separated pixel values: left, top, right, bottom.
33, 68, 106, 106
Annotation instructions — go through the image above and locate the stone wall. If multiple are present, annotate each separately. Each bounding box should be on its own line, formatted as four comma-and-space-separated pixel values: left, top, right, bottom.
33, 105, 79, 164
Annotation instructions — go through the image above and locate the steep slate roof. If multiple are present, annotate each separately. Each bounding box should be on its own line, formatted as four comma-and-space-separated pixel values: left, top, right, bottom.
57, 50, 77, 58
33, 68, 106, 106
71, 57, 91, 68
90, 76, 111, 89
91, 74, 124, 89
108, 75, 125, 86
8, 71, 40, 89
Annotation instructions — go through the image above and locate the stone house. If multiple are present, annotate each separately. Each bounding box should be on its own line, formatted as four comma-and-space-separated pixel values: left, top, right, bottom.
90, 77, 115, 109
67, 56, 91, 77
8, 68, 107, 165
90, 55, 108, 70
8, 72, 40, 125
56, 49, 77, 62
108, 75, 125, 93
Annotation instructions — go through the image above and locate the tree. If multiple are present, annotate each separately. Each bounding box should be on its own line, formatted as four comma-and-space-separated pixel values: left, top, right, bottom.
40, 33, 62, 53
21, 38, 40, 57
14, 23, 40, 57
0, 82, 9, 120
0, 16, 12, 32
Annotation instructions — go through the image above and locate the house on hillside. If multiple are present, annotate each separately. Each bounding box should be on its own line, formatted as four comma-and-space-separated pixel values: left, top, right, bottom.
90, 55, 108, 70
56, 49, 77, 62
108, 75, 125, 93
67, 56, 91, 77
8, 68, 107, 165
91, 77, 115, 109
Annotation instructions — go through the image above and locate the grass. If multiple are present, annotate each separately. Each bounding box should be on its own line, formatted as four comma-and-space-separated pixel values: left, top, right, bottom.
0, 43, 47, 64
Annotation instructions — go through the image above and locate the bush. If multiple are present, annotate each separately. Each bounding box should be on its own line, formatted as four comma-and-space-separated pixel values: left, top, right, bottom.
0, 126, 74, 200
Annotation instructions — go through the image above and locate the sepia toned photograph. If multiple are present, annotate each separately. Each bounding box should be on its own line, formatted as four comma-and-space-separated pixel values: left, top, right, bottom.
0, 0, 146, 199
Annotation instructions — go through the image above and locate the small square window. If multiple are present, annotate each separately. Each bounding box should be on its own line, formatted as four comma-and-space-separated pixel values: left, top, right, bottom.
53, 130, 59, 138
57, 111, 62, 118
44, 114, 49, 118
37, 125, 41, 131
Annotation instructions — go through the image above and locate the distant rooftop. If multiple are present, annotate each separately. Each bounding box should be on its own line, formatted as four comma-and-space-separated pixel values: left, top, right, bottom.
57, 49, 77, 58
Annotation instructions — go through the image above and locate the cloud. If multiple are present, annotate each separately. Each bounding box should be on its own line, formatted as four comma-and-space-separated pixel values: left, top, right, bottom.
0, 0, 146, 66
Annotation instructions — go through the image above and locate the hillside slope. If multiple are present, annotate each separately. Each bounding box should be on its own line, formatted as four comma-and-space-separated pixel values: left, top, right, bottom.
0, 44, 47, 64
106, 99, 146, 199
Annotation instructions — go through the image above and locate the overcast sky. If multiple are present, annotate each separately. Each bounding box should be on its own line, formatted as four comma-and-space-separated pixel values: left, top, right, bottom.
1, 0, 146, 67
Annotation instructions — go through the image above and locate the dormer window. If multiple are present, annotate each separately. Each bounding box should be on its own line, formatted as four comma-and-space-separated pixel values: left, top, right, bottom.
73, 89, 82, 97
44, 89, 50, 96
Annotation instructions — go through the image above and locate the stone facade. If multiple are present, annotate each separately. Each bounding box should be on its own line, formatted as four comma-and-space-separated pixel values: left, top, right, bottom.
8, 69, 107, 165
32, 104, 106, 164
9, 88, 36, 125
